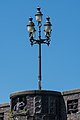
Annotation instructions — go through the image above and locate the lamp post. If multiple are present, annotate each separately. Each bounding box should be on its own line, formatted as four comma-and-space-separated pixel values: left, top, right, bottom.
27, 6, 52, 90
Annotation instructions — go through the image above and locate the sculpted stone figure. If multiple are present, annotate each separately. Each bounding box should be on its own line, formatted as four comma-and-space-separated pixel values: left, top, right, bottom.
14, 97, 25, 112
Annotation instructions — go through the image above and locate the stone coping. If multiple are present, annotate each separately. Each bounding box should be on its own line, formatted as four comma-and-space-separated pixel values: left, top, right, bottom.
0, 103, 10, 108
0, 103, 10, 114
10, 90, 61, 99
62, 89, 80, 96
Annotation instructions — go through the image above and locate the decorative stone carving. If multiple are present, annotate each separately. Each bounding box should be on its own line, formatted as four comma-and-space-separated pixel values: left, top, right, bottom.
13, 98, 25, 112
25, 96, 34, 115
67, 99, 78, 114
34, 96, 42, 114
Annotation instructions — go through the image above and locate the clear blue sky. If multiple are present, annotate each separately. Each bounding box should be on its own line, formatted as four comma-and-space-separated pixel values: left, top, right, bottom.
0, 0, 80, 103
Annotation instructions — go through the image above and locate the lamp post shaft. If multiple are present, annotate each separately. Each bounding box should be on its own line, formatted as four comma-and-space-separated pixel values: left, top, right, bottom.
38, 43, 41, 90
38, 22, 42, 90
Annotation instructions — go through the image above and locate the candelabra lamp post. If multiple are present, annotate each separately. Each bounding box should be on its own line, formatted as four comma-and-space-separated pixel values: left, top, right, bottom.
27, 6, 52, 90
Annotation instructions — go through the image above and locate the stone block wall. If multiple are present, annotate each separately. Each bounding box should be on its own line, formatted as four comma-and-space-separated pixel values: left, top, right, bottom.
0, 103, 10, 120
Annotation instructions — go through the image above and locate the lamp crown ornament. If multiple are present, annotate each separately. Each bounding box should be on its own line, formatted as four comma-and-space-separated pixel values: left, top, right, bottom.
35, 6, 43, 22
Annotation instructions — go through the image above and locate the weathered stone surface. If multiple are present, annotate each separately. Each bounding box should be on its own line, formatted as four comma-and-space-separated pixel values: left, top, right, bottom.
10, 90, 67, 120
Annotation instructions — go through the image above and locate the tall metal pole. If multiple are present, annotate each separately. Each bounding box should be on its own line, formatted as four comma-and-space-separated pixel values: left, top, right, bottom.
38, 43, 41, 90
38, 22, 41, 90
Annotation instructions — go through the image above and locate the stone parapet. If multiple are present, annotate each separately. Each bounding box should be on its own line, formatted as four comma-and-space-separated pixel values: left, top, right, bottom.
10, 90, 67, 120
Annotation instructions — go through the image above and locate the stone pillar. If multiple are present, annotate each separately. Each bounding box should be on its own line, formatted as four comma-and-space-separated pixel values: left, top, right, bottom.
62, 89, 80, 120
10, 90, 67, 120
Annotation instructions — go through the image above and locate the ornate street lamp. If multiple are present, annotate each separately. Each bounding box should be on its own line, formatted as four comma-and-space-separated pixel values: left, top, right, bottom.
27, 6, 52, 90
